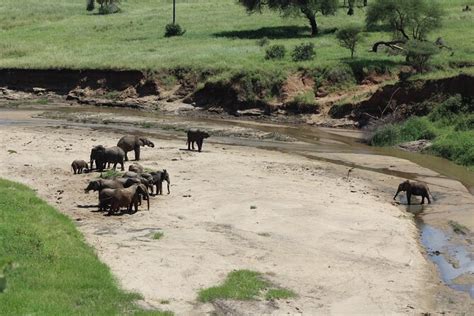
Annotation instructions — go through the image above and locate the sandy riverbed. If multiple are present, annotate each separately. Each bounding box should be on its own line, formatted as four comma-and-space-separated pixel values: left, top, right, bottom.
0, 120, 441, 315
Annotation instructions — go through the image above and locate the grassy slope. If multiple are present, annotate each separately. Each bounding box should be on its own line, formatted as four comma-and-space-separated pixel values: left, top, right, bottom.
0, 178, 170, 315
0, 0, 472, 74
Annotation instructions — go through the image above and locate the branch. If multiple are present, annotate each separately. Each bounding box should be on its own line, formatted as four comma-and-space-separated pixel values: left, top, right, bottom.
371, 40, 406, 52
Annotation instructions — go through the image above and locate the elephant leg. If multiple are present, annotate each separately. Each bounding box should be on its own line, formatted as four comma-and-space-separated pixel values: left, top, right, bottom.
426, 194, 431, 204
187, 140, 191, 150
112, 162, 117, 170
120, 161, 124, 171
191, 141, 195, 150
407, 193, 411, 205
158, 182, 163, 195
134, 146, 140, 161
421, 196, 425, 204
124, 152, 129, 161
197, 140, 203, 152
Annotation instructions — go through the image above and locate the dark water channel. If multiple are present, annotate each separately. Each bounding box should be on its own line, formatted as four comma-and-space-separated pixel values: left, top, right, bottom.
1, 106, 473, 298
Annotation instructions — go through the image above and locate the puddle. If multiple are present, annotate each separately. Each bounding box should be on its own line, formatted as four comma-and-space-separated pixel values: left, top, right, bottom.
418, 221, 474, 298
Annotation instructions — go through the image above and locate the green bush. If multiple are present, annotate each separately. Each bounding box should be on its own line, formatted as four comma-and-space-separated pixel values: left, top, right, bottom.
165, 23, 185, 37
429, 95, 465, 124
232, 69, 285, 101
454, 114, 474, 131
404, 40, 439, 73
369, 124, 400, 146
323, 65, 355, 85
265, 45, 286, 60
430, 131, 474, 166
398, 117, 436, 141
336, 26, 363, 58
292, 43, 315, 61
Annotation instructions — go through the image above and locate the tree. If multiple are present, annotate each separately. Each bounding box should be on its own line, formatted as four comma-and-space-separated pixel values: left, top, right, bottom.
366, 0, 443, 41
336, 26, 363, 58
237, 0, 338, 36
404, 40, 439, 73
86, 0, 120, 14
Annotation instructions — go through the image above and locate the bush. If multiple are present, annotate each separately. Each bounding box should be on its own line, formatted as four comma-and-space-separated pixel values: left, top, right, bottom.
97, 2, 121, 15
428, 95, 464, 124
323, 65, 355, 85
404, 40, 439, 73
369, 124, 400, 146
165, 23, 185, 37
292, 42, 315, 61
454, 114, 474, 131
399, 117, 437, 141
336, 26, 363, 58
430, 131, 474, 166
265, 45, 286, 60
256, 37, 270, 47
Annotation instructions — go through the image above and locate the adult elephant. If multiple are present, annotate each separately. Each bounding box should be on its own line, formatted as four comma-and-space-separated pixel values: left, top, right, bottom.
117, 136, 155, 161
90, 145, 126, 171
187, 129, 210, 152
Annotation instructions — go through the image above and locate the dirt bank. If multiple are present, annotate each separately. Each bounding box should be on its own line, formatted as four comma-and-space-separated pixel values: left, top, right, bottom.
0, 117, 438, 315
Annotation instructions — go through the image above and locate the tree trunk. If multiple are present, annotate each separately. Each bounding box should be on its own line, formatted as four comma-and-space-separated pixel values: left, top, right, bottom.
301, 8, 318, 36
173, 0, 176, 24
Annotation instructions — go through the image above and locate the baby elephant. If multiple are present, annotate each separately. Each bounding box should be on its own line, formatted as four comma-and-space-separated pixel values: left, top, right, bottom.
394, 180, 433, 205
71, 160, 89, 174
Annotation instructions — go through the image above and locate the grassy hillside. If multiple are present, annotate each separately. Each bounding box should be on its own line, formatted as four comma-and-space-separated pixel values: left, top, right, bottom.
0, 0, 472, 74
0, 178, 170, 315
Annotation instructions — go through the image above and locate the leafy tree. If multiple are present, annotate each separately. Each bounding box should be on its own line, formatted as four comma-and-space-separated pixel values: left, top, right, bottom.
366, 0, 443, 40
336, 26, 363, 58
237, 0, 338, 36
292, 42, 316, 61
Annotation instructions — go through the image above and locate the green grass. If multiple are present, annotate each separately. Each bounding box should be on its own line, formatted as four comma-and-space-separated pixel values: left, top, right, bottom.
265, 288, 297, 300
99, 169, 123, 179
197, 270, 295, 303
152, 232, 164, 240
0, 178, 171, 315
0, 0, 471, 75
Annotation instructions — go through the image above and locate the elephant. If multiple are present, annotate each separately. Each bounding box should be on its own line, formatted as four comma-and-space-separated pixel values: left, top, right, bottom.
71, 160, 89, 174
150, 170, 170, 195
117, 176, 152, 195
85, 179, 124, 200
187, 129, 210, 152
117, 136, 155, 161
129, 163, 144, 174
394, 180, 434, 205
105, 184, 150, 215
90, 145, 126, 171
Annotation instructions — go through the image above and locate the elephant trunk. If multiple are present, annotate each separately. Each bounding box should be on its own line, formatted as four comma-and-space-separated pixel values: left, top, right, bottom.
393, 188, 401, 200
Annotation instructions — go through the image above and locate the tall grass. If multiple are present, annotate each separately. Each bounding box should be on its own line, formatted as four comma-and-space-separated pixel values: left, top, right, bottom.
0, 178, 170, 315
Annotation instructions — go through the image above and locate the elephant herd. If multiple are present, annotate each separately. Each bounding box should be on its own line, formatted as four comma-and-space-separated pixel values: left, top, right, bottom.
71, 130, 210, 215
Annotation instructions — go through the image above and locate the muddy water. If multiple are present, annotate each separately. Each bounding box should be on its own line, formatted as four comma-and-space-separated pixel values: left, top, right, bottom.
1, 106, 473, 299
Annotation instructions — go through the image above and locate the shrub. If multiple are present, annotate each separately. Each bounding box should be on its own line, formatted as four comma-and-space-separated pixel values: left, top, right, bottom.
324, 65, 355, 85
430, 131, 474, 166
454, 114, 474, 131
369, 124, 400, 146
292, 42, 315, 61
265, 45, 286, 60
165, 23, 185, 37
256, 37, 270, 47
404, 40, 439, 73
428, 95, 464, 124
336, 26, 363, 58
398, 117, 436, 141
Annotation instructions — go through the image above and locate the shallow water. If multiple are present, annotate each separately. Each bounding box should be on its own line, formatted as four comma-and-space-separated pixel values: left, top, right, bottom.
419, 222, 474, 298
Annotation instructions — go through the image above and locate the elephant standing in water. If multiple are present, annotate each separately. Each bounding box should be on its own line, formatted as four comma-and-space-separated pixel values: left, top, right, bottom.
187, 129, 210, 152
90, 145, 126, 171
394, 180, 434, 205
117, 136, 155, 161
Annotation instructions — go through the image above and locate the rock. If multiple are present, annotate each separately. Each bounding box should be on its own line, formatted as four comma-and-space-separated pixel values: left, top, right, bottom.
32, 87, 47, 94
397, 139, 432, 152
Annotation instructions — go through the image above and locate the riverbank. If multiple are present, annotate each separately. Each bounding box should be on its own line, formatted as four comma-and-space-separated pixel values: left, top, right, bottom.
1, 109, 472, 314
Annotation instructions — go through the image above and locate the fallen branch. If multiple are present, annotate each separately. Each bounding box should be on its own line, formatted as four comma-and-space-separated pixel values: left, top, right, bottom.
371, 40, 407, 52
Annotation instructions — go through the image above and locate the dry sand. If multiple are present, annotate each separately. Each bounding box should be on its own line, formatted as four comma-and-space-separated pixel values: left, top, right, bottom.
0, 123, 438, 315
